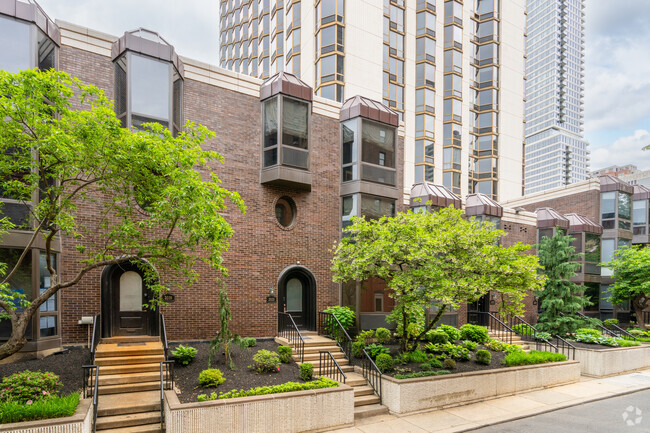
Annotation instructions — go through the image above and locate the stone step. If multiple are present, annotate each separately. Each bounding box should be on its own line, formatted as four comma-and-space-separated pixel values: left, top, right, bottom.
300, 359, 351, 369
97, 391, 160, 417
96, 343, 164, 359
101, 336, 160, 344
305, 363, 355, 374
297, 351, 346, 362
353, 385, 375, 397
96, 411, 160, 430
345, 372, 368, 387
98, 363, 163, 375
98, 381, 160, 395
302, 345, 344, 354
354, 403, 389, 419
354, 394, 380, 407
96, 355, 165, 366
98, 424, 161, 433
97, 371, 161, 386
277, 336, 340, 348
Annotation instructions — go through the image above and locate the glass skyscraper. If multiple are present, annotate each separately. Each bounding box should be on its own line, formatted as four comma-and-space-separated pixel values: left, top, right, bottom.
524, 0, 589, 194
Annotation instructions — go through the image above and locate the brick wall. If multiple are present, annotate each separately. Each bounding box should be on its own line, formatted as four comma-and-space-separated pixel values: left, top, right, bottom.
517, 190, 601, 222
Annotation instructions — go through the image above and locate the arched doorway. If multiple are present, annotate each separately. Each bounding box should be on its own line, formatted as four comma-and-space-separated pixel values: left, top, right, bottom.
277, 266, 316, 331
101, 260, 159, 338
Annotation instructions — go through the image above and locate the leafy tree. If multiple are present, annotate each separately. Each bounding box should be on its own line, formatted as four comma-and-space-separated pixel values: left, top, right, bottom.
602, 245, 650, 329
209, 283, 245, 370
535, 230, 590, 335
331, 207, 544, 352
0, 69, 245, 360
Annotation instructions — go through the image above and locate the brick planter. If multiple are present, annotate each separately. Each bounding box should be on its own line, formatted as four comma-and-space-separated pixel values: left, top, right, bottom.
574, 344, 650, 377
163, 384, 354, 433
0, 398, 92, 433
381, 361, 580, 414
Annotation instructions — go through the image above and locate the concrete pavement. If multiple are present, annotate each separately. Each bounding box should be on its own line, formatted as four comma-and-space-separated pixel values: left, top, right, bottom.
325, 368, 650, 433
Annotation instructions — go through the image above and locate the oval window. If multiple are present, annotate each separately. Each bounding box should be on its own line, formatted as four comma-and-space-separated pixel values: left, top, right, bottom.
275, 196, 296, 228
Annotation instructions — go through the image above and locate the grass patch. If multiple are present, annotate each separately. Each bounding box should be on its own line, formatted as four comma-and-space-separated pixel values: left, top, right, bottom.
197, 376, 338, 401
394, 370, 451, 379
0, 393, 80, 424
504, 350, 567, 367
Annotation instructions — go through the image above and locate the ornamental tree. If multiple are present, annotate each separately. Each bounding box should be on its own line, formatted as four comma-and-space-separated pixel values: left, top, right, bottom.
602, 245, 650, 329
535, 230, 591, 335
331, 206, 544, 352
0, 69, 245, 360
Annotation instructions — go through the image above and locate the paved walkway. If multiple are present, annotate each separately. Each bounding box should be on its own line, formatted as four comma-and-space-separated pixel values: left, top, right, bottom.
326, 369, 650, 433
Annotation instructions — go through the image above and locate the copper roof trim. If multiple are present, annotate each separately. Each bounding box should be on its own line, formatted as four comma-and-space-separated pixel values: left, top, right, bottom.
260, 72, 313, 101
409, 182, 462, 209
340, 95, 399, 127
465, 193, 503, 217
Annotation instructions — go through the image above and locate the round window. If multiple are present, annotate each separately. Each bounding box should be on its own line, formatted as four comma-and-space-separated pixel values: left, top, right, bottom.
275, 196, 296, 228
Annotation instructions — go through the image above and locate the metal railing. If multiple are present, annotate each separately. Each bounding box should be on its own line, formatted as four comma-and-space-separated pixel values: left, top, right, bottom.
82, 365, 99, 433
160, 313, 169, 360
278, 312, 305, 362
551, 334, 576, 360
360, 349, 382, 405
317, 311, 352, 361
510, 315, 558, 354
318, 351, 347, 384
160, 361, 174, 433
575, 311, 629, 339
476, 312, 513, 344
90, 313, 100, 364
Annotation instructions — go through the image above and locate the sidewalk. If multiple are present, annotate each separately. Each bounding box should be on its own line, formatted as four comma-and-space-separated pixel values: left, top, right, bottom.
325, 369, 650, 433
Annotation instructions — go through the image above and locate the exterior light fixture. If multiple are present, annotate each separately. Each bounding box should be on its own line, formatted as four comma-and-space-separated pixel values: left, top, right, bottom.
266, 286, 277, 303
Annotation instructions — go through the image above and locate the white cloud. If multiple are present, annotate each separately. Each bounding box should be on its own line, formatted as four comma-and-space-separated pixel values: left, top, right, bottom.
590, 130, 650, 171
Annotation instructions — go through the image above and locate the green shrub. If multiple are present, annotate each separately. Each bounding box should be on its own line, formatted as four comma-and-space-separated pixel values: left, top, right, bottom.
199, 369, 225, 387
395, 370, 451, 379
197, 377, 339, 401
419, 358, 442, 371
424, 342, 442, 353
375, 327, 391, 344
437, 324, 461, 342
426, 329, 449, 345
459, 324, 489, 343
278, 346, 293, 363
603, 318, 619, 329
0, 393, 79, 424
576, 328, 601, 338
171, 345, 198, 366
443, 343, 471, 361
504, 350, 566, 367
365, 343, 389, 359
419, 362, 432, 371
402, 349, 428, 363
484, 338, 506, 352
242, 337, 257, 347
323, 306, 355, 330
0, 371, 61, 404
355, 330, 375, 344
535, 331, 553, 341
443, 358, 456, 369
462, 340, 478, 351
300, 363, 313, 381
352, 341, 365, 358
249, 349, 281, 373
504, 344, 523, 354
512, 323, 534, 336
476, 350, 491, 365
376, 353, 394, 373
617, 339, 641, 347
629, 329, 646, 338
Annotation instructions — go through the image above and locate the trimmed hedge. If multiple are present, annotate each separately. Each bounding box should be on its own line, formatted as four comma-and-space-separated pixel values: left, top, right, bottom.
504, 350, 566, 367
197, 377, 338, 401
0, 393, 80, 424
394, 370, 451, 379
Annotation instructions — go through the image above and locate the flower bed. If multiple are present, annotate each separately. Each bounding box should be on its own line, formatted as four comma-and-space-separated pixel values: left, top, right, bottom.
573, 344, 650, 377
0, 398, 92, 433
380, 360, 580, 414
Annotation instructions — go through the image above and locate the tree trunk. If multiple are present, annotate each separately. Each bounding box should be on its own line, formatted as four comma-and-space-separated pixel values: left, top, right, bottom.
408, 305, 447, 352
0, 317, 29, 360
633, 296, 647, 329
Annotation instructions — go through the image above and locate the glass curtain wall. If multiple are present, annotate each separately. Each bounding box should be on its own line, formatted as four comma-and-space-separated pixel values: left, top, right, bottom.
315, 0, 345, 101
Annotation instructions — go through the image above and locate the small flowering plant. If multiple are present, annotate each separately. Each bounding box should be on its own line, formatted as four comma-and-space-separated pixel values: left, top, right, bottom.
0, 370, 61, 404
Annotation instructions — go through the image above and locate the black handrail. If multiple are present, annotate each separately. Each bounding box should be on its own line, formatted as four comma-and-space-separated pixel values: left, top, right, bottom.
278, 312, 305, 362
602, 318, 637, 340
575, 311, 621, 338
160, 361, 174, 433
360, 349, 382, 405
90, 313, 100, 364
82, 365, 99, 433
160, 313, 169, 360
552, 334, 576, 360
317, 312, 352, 361
511, 315, 558, 353
318, 351, 347, 384
477, 312, 513, 345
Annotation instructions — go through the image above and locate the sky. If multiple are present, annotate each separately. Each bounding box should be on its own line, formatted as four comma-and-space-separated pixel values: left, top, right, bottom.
37, 0, 650, 172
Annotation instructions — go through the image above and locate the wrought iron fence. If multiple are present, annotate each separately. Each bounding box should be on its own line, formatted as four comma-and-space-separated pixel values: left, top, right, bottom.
360, 349, 382, 405
318, 351, 346, 384
474, 312, 513, 344
278, 312, 305, 362
552, 335, 576, 360
317, 311, 352, 360
160, 361, 174, 433
82, 365, 99, 433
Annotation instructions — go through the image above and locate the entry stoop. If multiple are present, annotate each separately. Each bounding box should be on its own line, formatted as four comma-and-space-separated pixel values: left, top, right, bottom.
93, 337, 164, 432
488, 331, 531, 353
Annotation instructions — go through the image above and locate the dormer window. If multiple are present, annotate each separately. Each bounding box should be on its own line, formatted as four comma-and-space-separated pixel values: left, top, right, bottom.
112, 29, 183, 135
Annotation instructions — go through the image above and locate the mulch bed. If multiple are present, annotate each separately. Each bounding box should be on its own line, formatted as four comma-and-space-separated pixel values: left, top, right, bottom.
0, 347, 90, 396
566, 340, 635, 350
349, 340, 508, 377
171, 340, 301, 403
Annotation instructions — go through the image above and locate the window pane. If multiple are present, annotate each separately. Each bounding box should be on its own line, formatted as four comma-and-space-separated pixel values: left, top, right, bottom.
264, 98, 278, 150
633, 200, 647, 225
286, 278, 303, 311
618, 192, 631, 221
282, 98, 308, 149
39, 316, 57, 338
600, 239, 615, 277
131, 54, 171, 120
601, 192, 616, 220
39, 252, 57, 313
0, 16, 31, 72
361, 120, 395, 168
0, 248, 32, 338
361, 195, 395, 219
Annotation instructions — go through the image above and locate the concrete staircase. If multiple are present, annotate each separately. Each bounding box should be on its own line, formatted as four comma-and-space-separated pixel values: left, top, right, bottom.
93, 336, 165, 432
277, 331, 389, 419
488, 330, 531, 353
